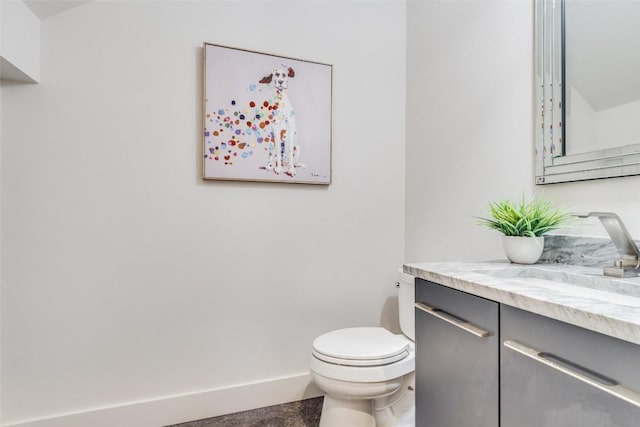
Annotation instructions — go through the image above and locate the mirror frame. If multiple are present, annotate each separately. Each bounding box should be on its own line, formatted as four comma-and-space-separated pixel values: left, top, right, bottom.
535, 0, 640, 185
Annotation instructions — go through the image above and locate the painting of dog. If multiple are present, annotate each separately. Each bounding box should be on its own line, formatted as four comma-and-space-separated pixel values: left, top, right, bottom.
203, 43, 332, 184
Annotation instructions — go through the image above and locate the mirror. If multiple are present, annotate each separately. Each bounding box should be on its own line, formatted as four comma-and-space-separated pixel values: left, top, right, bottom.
535, 0, 640, 184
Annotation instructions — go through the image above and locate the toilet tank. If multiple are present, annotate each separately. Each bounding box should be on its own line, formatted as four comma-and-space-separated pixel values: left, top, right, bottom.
397, 268, 415, 341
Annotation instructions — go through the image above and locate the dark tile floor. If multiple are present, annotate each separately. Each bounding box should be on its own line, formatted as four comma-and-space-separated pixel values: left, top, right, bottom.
167, 397, 323, 427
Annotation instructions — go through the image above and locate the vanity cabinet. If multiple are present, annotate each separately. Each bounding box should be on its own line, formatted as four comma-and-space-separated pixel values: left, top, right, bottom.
414, 278, 499, 427
415, 279, 640, 427
501, 305, 640, 427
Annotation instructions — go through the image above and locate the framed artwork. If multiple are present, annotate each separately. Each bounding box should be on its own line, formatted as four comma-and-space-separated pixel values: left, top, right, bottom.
202, 43, 332, 184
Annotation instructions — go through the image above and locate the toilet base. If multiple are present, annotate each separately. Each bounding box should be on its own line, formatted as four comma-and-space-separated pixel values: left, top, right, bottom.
317, 379, 415, 427
319, 395, 375, 427
374, 374, 415, 427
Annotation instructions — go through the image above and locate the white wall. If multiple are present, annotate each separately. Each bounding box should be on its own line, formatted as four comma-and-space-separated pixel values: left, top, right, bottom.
567, 89, 640, 155
566, 86, 597, 155
535, 176, 640, 238
406, 0, 535, 262
0, 1, 3, 423
596, 99, 640, 150
0, 1, 406, 425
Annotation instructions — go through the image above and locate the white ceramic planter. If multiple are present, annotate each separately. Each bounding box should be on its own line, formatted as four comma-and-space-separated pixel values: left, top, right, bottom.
502, 236, 544, 264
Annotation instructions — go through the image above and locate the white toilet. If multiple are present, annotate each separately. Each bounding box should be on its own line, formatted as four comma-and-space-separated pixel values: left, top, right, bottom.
310, 270, 416, 427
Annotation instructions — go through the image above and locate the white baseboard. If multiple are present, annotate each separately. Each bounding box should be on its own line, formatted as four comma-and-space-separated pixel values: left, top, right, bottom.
2, 372, 323, 427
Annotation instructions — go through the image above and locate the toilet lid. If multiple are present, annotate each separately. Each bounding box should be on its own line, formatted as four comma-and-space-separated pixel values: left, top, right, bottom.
312, 327, 410, 367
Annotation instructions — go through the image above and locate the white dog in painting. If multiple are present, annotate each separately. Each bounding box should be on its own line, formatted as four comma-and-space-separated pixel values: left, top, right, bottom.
259, 66, 305, 176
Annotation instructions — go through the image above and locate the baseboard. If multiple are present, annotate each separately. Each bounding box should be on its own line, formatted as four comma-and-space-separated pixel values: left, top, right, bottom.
2, 372, 323, 427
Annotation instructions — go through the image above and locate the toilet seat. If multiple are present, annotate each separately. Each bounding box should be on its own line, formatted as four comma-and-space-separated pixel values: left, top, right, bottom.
312, 327, 410, 367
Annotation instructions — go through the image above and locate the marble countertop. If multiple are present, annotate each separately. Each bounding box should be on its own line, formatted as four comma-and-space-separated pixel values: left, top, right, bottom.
404, 261, 640, 346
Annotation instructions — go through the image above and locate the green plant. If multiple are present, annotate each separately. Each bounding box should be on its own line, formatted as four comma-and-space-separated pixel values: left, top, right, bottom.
476, 196, 571, 237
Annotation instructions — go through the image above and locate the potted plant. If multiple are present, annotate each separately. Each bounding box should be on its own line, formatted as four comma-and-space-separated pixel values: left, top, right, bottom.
476, 196, 571, 264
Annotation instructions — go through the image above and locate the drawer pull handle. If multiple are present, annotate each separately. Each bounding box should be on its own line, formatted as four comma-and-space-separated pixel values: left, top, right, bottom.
504, 339, 640, 408
415, 302, 490, 338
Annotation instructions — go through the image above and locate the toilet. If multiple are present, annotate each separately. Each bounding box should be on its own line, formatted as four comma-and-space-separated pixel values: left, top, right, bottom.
310, 270, 416, 427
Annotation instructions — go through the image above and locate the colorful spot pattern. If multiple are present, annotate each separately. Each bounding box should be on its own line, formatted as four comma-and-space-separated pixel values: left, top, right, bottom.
204, 85, 282, 166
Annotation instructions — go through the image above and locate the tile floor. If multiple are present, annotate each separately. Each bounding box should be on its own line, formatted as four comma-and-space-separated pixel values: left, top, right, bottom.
167, 397, 323, 427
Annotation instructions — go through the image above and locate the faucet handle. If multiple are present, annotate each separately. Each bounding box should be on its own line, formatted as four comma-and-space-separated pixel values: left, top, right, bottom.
575, 212, 640, 269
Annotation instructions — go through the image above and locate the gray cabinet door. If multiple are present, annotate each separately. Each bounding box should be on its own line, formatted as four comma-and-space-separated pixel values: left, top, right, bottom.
501, 305, 640, 427
415, 279, 499, 427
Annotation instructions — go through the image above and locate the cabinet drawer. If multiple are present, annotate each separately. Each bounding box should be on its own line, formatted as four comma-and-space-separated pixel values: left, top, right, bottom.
501, 305, 640, 427
415, 279, 499, 340
415, 279, 499, 427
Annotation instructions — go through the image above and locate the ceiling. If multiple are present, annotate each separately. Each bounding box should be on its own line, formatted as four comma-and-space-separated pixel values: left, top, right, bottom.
23, 0, 91, 20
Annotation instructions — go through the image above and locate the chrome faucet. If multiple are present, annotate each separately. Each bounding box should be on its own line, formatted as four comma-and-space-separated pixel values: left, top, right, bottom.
574, 212, 640, 278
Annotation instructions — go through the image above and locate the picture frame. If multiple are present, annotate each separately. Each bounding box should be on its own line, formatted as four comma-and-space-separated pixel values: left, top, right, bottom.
202, 43, 333, 184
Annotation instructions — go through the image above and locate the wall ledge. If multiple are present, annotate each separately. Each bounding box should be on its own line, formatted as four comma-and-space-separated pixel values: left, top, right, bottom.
0, 0, 41, 83
0, 57, 38, 83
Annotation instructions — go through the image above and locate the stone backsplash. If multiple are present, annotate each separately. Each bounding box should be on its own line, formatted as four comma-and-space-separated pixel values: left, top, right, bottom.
539, 234, 640, 268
